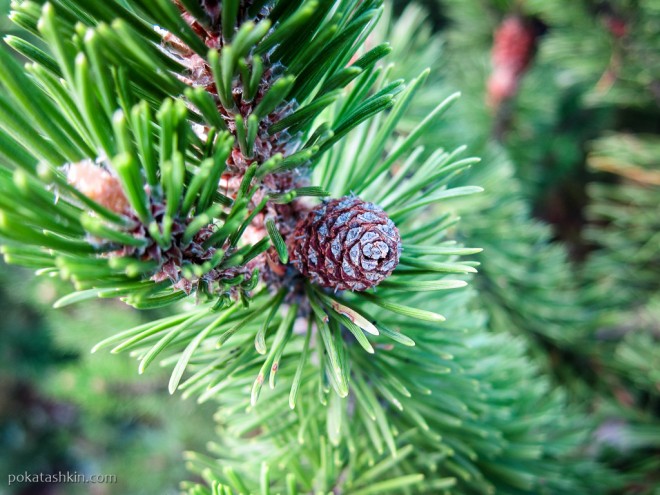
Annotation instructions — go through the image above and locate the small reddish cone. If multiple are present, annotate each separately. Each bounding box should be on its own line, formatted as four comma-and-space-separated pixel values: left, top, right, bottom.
487, 16, 538, 108
290, 196, 402, 291
605, 16, 627, 39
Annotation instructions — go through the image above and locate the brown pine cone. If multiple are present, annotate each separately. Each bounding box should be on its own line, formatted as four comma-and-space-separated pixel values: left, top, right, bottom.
290, 196, 401, 291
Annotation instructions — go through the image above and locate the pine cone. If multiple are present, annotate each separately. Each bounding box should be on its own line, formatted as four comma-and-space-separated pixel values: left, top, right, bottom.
488, 16, 538, 108
492, 16, 537, 75
290, 196, 401, 291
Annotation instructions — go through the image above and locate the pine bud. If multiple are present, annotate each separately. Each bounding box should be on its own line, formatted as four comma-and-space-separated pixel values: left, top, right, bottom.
66, 160, 129, 214
290, 196, 401, 291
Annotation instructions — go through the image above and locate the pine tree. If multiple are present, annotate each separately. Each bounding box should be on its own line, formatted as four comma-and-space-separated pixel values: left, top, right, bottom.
0, 1, 621, 494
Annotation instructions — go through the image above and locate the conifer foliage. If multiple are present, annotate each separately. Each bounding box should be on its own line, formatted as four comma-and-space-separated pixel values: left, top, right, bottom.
0, 1, 616, 494
425, 0, 660, 492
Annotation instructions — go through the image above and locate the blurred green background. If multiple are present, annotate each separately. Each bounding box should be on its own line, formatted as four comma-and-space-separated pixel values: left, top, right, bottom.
0, 261, 217, 495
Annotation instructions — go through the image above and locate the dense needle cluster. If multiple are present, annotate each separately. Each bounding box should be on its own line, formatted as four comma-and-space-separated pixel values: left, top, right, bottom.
167, 1, 299, 172
42, 0, 404, 299
153, 0, 401, 295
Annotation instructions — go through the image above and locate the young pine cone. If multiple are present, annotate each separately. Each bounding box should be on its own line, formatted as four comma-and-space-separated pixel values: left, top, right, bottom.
488, 16, 539, 108
491, 16, 537, 76
290, 196, 402, 291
